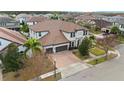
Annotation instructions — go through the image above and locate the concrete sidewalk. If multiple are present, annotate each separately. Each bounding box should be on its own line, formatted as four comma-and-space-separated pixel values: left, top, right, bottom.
36, 62, 91, 80
32, 50, 120, 81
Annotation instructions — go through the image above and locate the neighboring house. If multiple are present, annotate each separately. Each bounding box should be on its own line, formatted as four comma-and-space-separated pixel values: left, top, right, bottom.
16, 13, 32, 23
61, 13, 78, 21
89, 19, 112, 28
75, 13, 107, 23
112, 19, 124, 34
0, 27, 27, 53
91, 13, 107, 20
0, 17, 20, 31
26, 16, 48, 26
75, 13, 96, 23
30, 20, 89, 53
105, 15, 124, 22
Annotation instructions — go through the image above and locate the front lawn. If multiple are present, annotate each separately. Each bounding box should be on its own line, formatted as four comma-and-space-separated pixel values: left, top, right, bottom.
3, 53, 55, 81
42, 73, 61, 81
117, 35, 124, 44
88, 53, 117, 65
73, 50, 91, 60
88, 57, 106, 65
89, 47, 105, 56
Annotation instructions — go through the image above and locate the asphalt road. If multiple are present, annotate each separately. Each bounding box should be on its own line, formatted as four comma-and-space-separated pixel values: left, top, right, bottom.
61, 44, 124, 81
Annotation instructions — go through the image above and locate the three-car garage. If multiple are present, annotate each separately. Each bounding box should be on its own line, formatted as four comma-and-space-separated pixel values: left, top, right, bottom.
45, 43, 69, 53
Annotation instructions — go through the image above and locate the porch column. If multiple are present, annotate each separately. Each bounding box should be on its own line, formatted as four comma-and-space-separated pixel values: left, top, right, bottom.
53, 46, 56, 53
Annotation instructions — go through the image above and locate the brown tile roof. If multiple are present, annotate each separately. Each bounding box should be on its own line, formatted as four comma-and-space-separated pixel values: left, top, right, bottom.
31, 20, 86, 32
27, 16, 48, 23
75, 13, 96, 21
0, 27, 27, 44
31, 20, 87, 46
39, 30, 69, 46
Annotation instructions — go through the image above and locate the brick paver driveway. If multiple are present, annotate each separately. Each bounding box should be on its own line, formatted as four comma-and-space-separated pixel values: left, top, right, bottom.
50, 51, 81, 68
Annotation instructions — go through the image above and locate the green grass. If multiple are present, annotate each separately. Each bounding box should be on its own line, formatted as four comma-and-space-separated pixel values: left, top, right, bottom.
89, 47, 105, 56
117, 35, 124, 44
73, 50, 90, 60
42, 73, 61, 81
88, 57, 106, 65
88, 53, 117, 65
92, 31, 102, 34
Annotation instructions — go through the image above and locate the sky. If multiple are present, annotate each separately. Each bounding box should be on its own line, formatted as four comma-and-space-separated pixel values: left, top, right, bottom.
0, 0, 124, 12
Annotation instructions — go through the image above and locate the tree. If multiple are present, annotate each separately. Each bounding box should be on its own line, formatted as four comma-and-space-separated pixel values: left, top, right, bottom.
111, 26, 120, 34
94, 25, 101, 31
50, 12, 62, 20
0, 43, 24, 72
78, 37, 92, 56
20, 23, 29, 33
83, 23, 91, 29
97, 35, 116, 59
23, 38, 42, 58
89, 35, 96, 47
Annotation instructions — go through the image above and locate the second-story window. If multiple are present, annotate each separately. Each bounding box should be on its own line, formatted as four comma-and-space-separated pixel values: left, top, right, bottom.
70, 32, 75, 38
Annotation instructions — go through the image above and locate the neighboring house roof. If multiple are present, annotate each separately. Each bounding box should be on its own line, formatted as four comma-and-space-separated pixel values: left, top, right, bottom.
16, 13, 31, 18
0, 16, 16, 22
0, 27, 26, 44
0, 17, 20, 29
106, 15, 124, 22
27, 16, 48, 23
31, 20, 87, 46
91, 19, 112, 28
75, 13, 107, 21
75, 13, 95, 21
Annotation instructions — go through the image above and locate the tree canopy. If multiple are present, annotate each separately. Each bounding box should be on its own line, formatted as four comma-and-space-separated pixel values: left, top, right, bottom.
111, 26, 120, 34
23, 38, 42, 57
20, 23, 29, 33
0, 43, 24, 72
78, 37, 92, 56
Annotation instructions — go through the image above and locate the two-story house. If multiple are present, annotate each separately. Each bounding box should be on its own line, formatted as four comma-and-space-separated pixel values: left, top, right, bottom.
30, 20, 89, 53
26, 16, 48, 26
112, 19, 124, 34
16, 13, 32, 23
0, 17, 20, 31
0, 27, 27, 53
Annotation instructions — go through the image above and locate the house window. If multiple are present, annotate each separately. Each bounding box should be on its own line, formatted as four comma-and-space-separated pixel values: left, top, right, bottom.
83, 31, 85, 35
0, 41, 1, 46
85, 30, 87, 35
70, 32, 75, 38
39, 32, 42, 37
71, 42, 74, 47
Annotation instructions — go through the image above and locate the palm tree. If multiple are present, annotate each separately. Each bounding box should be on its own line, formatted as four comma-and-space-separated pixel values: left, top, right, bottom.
23, 38, 42, 58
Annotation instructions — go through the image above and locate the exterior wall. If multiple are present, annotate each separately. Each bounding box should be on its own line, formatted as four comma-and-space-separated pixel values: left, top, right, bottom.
29, 29, 48, 39
0, 22, 20, 29
18, 45, 26, 52
0, 38, 12, 51
113, 23, 124, 32
62, 30, 89, 47
17, 17, 29, 23
27, 22, 38, 26
44, 43, 69, 53
0, 38, 26, 53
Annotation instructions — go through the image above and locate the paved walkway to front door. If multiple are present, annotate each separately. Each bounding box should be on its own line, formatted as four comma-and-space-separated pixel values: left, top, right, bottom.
50, 51, 82, 68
